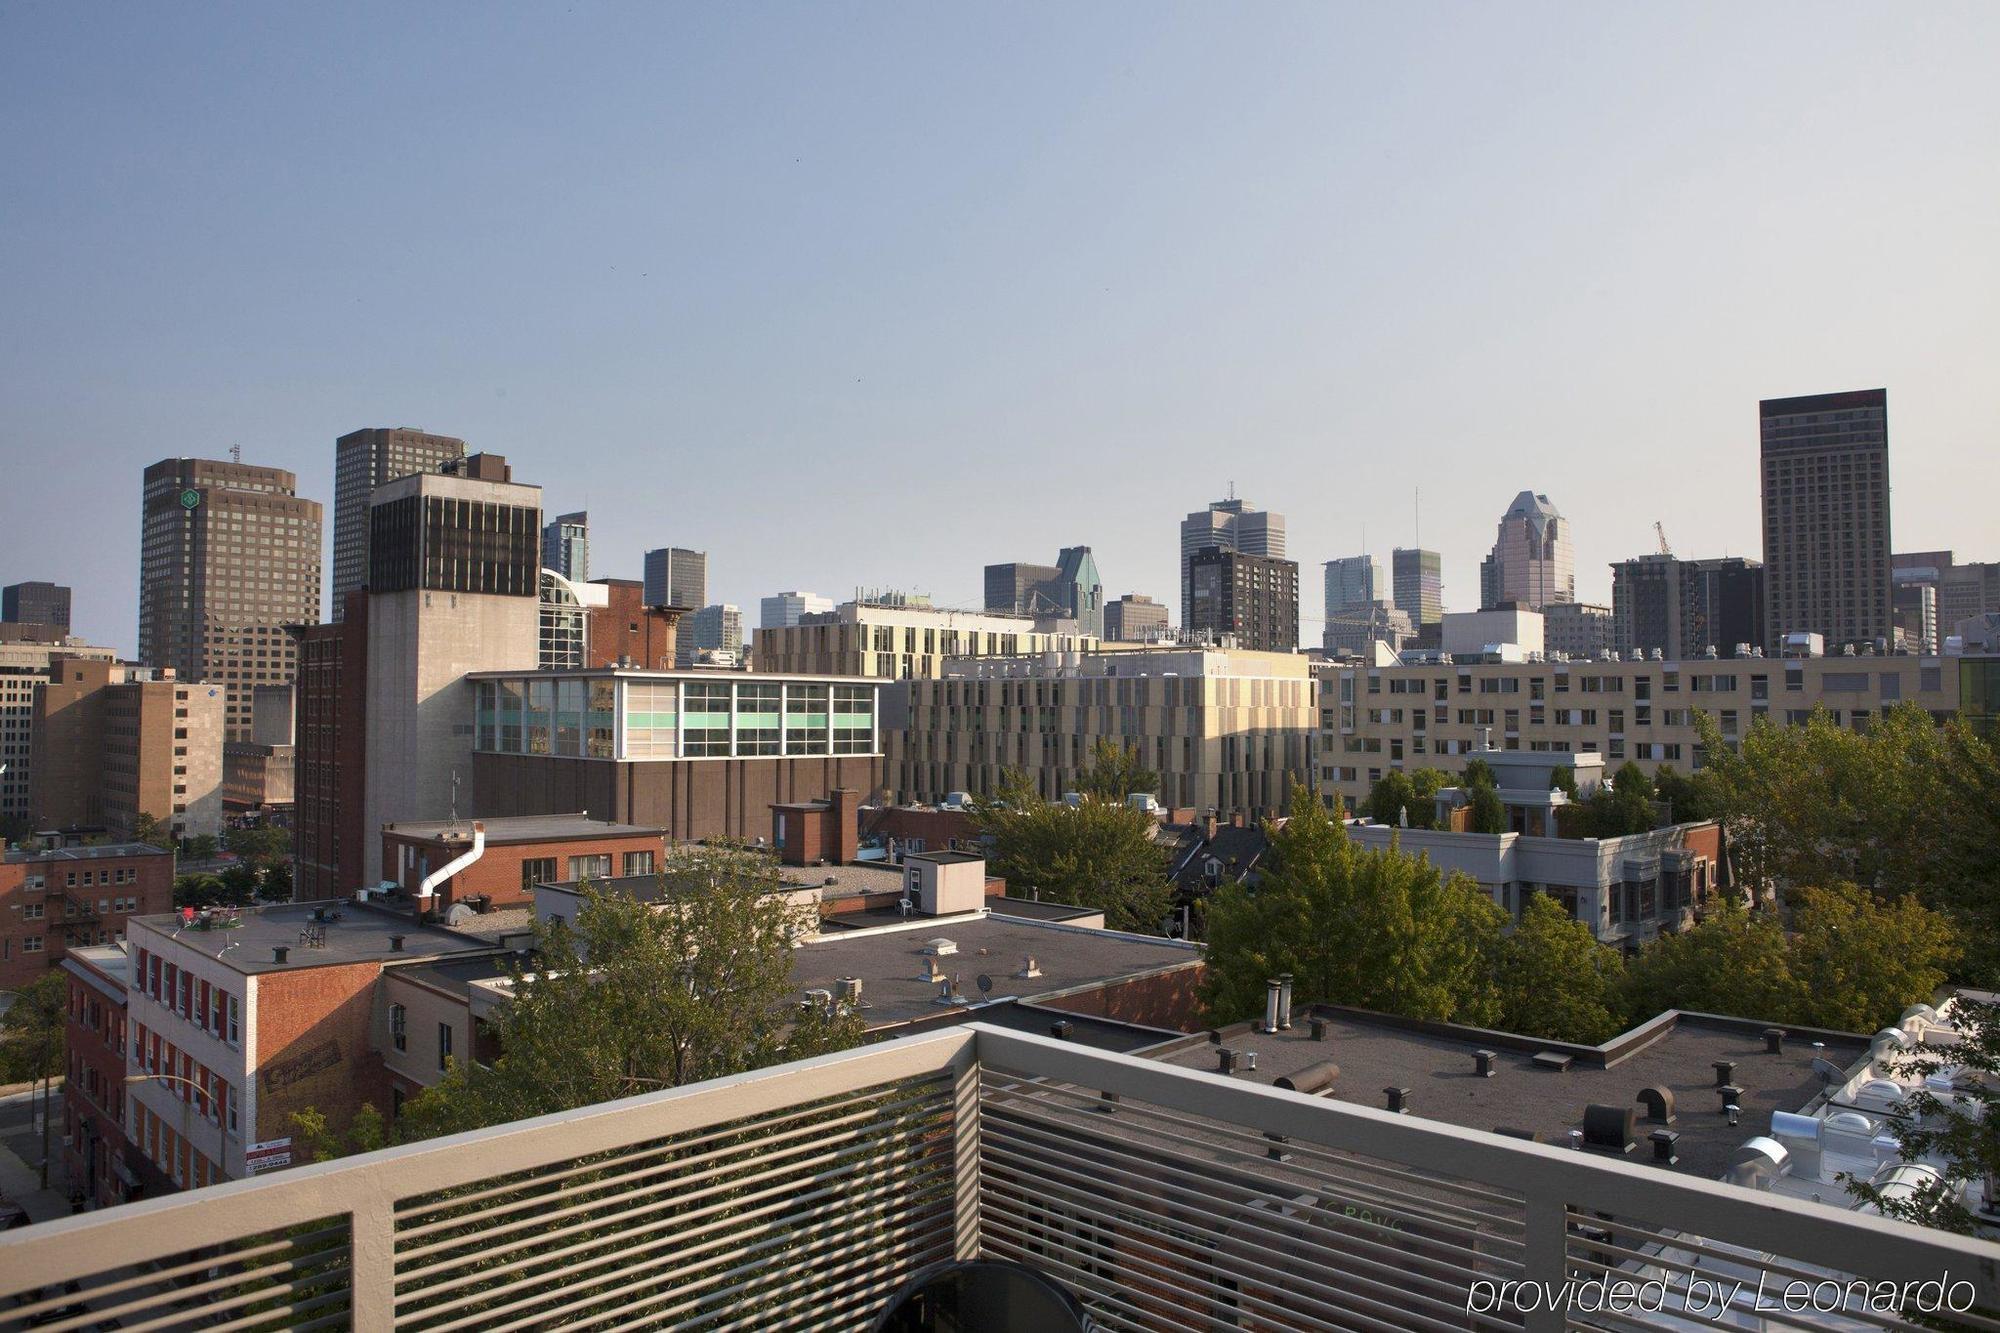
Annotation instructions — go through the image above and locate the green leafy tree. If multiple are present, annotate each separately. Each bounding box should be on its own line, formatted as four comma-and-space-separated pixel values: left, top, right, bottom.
1843, 997, 2000, 1234
1202, 788, 1503, 1026
1695, 704, 2000, 982
1462, 757, 1497, 788
398, 844, 865, 1140
1787, 882, 1958, 1032
1364, 771, 1418, 826
173, 872, 245, 909
259, 858, 294, 902
1496, 893, 1626, 1043
288, 1103, 387, 1163
1648, 764, 1713, 824
184, 833, 220, 863
0, 972, 66, 1188
1548, 765, 1578, 799
1466, 778, 1506, 835
128, 811, 174, 851
218, 863, 262, 902
1619, 899, 1802, 1024
974, 790, 1171, 933
1075, 739, 1160, 804
225, 825, 292, 866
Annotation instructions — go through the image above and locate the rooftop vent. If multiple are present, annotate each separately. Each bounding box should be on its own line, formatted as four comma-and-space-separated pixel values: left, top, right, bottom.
1474, 1049, 1497, 1078
1531, 1051, 1573, 1073
1275, 1061, 1340, 1096
924, 937, 958, 957
1637, 1086, 1676, 1124
1307, 1016, 1327, 1042
1384, 1087, 1409, 1114
1764, 1027, 1786, 1054
833, 976, 863, 1006
1583, 1104, 1637, 1155
388, 934, 405, 953
1049, 1020, 1073, 1041
1713, 1059, 1737, 1087
1650, 1129, 1680, 1165
1217, 1048, 1239, 1075
1015, 956, 1042, 979
804, 987, 834, 1010
272, 946, 288, 964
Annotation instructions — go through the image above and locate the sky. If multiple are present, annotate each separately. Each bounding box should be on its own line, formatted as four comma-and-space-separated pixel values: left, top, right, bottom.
3, 3, 1997, 656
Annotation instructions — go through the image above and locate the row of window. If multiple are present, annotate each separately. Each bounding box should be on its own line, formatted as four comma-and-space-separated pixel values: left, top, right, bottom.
134, 946, 242, 1047
389, 1004, 457, 1073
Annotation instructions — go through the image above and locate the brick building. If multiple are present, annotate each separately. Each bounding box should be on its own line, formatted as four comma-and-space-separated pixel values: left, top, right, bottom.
62, 945, 135, 1209
0, 843, 173, 991
379, 813, 669, 917
28, 656, 224, 840
123, 902, 499, 1188
289, 595, 369, 900
0, 634, 117, 830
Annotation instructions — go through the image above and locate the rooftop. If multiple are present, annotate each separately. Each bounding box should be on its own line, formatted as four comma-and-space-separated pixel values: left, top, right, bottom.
129, 900, 499, 974
382, 813, 662, 844
1153, 1006, 1870, 1180
4, 842, 172, 864
792, 913, 1200, 1030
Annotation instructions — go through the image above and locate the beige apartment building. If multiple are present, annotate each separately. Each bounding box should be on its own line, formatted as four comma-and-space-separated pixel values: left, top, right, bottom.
0, 633, 118, 829
30, 656, 224, 839
755, 599, 1107, 680
896, 646, 1316, 816
1319, 651, 1964, 811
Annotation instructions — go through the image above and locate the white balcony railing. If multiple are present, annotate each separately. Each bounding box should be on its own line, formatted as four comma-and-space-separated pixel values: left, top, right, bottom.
2, 1023, 1995, 1332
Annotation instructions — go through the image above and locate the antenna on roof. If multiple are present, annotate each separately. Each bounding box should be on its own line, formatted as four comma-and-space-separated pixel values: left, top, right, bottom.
448, 769, 461, 835
230, 443, 242, 466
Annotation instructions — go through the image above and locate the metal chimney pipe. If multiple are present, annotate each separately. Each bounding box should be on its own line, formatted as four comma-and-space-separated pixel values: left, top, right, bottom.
1262, 979, 1282, 1034
1308, 1016, 1327, 1041
1276, 974, 1294, 1030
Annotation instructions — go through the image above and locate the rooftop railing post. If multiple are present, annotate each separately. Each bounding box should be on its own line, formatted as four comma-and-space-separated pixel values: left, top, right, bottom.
1521, 1192, 1568, 1333
348, 1189, 398, 1333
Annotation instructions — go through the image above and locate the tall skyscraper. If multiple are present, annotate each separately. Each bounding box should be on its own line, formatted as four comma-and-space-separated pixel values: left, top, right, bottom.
2, 582, 71, 631
1478, 491, 1574, 611
1179, 497, 1285, 628
138, 459, 322, 741
985, 547, 1105, 634
680, 604, 745, 666
1611, 554, 1767, 660
1321, 555, 1408, 655
361, 453, 540, 886
1187, 546, 1298, 652
760, 591, 833, 629
1103, 594, 1169, 643
330, 428, 467, 620
541, 511, 590, 581
1391, 549, 1443, 627
1760, 389, 1891, 652
643, 547, 707, 609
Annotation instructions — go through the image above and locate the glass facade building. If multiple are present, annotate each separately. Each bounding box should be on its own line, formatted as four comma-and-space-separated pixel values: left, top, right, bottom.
474, 672, 879, 761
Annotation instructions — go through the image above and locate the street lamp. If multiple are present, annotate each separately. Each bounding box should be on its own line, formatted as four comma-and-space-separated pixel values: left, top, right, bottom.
124, 1073, 229, 1189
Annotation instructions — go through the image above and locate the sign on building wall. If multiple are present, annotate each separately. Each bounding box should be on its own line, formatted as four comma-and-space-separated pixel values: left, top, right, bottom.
245, 1137, 294, 1175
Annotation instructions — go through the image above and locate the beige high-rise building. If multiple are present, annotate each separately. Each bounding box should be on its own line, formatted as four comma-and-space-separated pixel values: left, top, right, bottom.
138, 459, 322, 740
896, 646, 1316, 816
754, 600, 1105, 681
0, 634, 118, 828
1478, 491, 1574, 611
1760, 389, 1891, 652
29, 656, 223, 839
1318, 652, 1961, 813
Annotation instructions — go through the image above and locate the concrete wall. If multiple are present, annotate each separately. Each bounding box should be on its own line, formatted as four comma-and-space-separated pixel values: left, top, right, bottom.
378, 970, 474, 1095
363, 589, 539, 885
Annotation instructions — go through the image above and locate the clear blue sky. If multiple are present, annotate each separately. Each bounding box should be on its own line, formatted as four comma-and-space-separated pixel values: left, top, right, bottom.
4, 3, 1996, 654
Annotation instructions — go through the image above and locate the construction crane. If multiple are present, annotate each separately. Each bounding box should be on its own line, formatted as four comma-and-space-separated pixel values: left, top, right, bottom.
1654, 521, 1672, 557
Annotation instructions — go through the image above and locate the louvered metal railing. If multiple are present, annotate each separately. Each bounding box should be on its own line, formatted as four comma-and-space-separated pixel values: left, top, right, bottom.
1, 1024, 1995, 1332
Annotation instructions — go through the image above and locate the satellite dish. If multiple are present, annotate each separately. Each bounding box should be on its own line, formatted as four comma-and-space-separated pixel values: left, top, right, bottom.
975, 974, 993, 994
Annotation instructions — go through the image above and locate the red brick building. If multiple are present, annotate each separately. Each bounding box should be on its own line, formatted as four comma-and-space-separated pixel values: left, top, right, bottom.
771, 790, 860, 866
585, 579, 681, 670
0, 843, 173, 991
289, 593, 369, 901
379, 813, 669, 917
62, 945, 135, 1209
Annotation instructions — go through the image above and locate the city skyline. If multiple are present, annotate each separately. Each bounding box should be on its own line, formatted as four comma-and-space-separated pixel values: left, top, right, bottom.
4, 6, 1998, 655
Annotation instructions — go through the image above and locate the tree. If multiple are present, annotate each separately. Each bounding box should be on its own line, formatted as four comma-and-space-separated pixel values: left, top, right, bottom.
1618, 899, 1801, 1025
398, 844, 865, 1140
1649, 764, 1713, 824
1202, 788, 1504, 1026
974, 791, 1171, 933
128, 812, 174, 851
184, 833, 219, 863
175, 872, 250, 909
1786, 882, 1958, 1033
0, 972, 67, 1188
1466, 778, 1506, 835
1555, 762, 1657, 839
1075, 739, 1160, 804
1548, 765, 1578, 799
1462, 757, 1497, 789
1843, 997, 2000, 1234
289, 1103, 387, 1163
1694, 703, 2000, 983
1364, 771, 1418, 827
225, 825, 291, 866
1496, 894, 1626, 1043
260, 858, 294, 902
